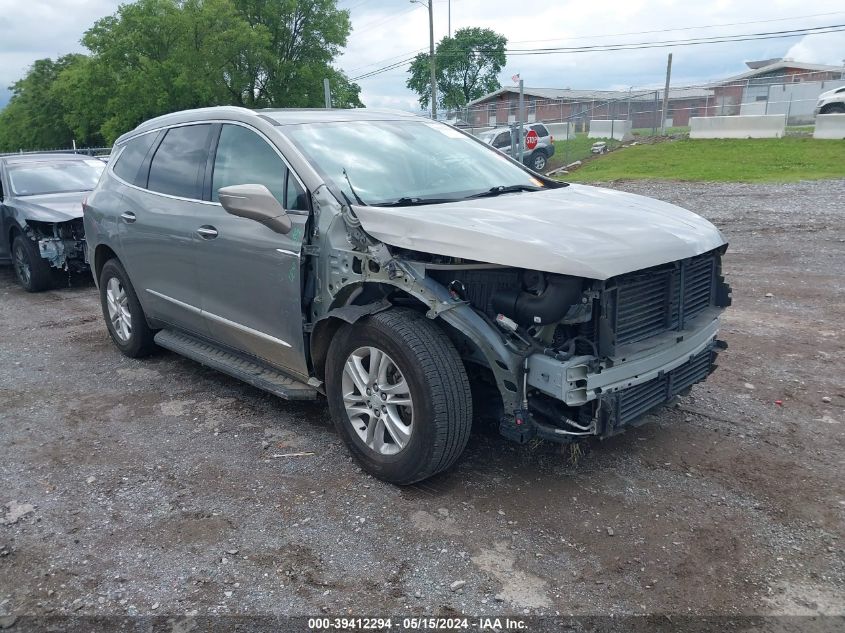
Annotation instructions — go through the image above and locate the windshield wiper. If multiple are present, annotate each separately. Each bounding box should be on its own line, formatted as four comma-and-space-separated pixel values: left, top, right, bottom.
342, 167, 367, 206
464, 184, 543, 200
372, 196, 461, 207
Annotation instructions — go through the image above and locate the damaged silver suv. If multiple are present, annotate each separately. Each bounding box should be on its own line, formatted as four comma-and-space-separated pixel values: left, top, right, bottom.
85, 107, 730, 484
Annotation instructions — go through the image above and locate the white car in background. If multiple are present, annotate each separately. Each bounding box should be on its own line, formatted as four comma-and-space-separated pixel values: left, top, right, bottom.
814, 86, 845, 116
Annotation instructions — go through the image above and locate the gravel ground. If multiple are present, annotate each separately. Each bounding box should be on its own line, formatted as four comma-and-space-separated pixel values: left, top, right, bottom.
1, 180, 843, 625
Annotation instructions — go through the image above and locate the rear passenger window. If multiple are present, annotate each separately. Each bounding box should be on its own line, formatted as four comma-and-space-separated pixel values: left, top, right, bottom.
112, 132, 157, 185
212, 124, 286, 203
147, 125, 212, 199
532, 124, 549, 137
493, 132, 510, 149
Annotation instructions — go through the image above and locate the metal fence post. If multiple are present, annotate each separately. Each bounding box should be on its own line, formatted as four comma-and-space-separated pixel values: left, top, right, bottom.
518, 79, 525, 163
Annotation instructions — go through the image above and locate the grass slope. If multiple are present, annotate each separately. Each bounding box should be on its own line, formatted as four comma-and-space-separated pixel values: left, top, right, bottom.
546, 134, 621, 171
563, 137, 845, 183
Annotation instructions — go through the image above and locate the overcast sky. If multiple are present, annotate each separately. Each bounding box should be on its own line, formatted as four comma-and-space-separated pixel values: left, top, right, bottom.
1, 0, 844, 111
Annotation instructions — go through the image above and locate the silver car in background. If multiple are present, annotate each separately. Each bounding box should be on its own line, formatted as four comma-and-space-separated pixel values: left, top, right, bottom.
478, 123, 556, 172
84, 107, 730, 484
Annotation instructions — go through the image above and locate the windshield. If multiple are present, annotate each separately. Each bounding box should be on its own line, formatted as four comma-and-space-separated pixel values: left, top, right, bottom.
283, 120, 544, 206
8, 160, 104, 196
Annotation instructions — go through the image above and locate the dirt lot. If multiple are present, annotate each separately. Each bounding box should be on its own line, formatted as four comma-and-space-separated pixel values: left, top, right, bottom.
1, 180, 843, 625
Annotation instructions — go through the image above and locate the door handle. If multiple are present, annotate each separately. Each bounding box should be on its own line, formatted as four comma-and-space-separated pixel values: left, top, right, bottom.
120, 211, 136, 223
196, 226, 218, 239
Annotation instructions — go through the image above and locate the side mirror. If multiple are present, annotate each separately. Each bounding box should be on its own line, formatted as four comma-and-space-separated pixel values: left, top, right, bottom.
217, 184, 292, 234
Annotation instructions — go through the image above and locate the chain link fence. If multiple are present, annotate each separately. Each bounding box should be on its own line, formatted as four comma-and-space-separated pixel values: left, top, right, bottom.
0, 147, 111, 159
446, 69, 845, 173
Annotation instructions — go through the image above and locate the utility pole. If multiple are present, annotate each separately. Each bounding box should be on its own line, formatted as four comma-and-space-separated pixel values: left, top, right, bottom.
448, 0, 451, 37
412, 0, 437, 119
660, 53, 672, 135
323, 78, 332, 108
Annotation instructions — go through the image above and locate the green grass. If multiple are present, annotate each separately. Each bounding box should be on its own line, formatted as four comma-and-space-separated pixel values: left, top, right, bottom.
562, 137, 845, 183
632, 126, 690, 136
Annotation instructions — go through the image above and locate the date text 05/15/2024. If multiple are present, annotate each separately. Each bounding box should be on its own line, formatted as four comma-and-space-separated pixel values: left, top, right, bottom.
307, 617, 528, 631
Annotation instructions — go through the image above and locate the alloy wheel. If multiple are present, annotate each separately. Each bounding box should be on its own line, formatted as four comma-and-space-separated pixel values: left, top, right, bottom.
13, 243, 31, 287
341, 346, 414, 455
105, 276, 132, 342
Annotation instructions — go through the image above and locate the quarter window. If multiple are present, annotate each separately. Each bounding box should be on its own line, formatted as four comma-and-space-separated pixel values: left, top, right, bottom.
113, 132, 157, 185
285, 173, 308, 212
147, 124, 212, 199
492, 132, 510, 149
212, 124, 286, 203
532, 124, 550, 137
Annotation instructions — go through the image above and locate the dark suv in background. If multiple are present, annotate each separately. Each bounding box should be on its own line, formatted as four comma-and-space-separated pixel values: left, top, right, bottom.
0, 153, 103, 291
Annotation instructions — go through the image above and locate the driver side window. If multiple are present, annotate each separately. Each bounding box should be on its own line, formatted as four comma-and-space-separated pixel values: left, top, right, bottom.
212, 124, 287, 205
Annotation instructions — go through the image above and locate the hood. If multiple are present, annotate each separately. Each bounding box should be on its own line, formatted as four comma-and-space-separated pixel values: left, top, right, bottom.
353, 183, 726, 280
10, 192, 87, 223
819, 86, 845, 100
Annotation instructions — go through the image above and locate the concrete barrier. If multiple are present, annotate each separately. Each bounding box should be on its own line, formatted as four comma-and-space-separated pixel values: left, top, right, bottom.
467, 126, 494, 138
588, 120, 633, 141
546, 122, 576, 140
813, 114, 845, 139
689, 115, 785, 139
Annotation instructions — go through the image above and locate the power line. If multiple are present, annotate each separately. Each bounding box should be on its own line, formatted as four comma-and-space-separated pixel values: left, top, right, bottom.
505, 24, 845, 54
345, 46, 428, 74
506, 10, 845, 45
344, 10, 845, 78
349, 23, 845, 81
351, 4, 422, 37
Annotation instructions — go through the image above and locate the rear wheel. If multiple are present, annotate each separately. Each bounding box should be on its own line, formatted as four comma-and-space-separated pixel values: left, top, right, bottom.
98, 258, 156, 357
12, 234, 53, 292
326, 308, 472, 485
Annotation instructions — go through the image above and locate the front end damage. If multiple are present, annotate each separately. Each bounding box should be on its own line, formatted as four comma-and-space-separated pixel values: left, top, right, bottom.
429, 247, 731, 443
308, 186, 731, 446
23, 219, 88, 273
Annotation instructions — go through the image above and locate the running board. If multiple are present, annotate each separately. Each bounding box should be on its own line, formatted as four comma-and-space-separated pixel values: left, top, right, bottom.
154, 329, 317, 401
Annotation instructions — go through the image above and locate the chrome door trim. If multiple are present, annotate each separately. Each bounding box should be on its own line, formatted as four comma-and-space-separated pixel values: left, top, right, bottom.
145, 288, 292, 349
146, 288, 202, 315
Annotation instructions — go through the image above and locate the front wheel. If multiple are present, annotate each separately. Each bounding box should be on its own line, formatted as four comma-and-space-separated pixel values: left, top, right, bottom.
326, 308, 472, 485
12, 234, 53, 292
98, 258, 156, 358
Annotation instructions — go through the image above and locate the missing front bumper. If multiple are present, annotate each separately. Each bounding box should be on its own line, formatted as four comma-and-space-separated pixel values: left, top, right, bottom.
500, 336, 725, 444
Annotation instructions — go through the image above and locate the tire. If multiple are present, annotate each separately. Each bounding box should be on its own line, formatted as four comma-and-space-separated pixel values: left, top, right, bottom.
98, 258, 156, 358
12, 234, 54, 292
530, 151, 547, 172
326, 308, 472, 485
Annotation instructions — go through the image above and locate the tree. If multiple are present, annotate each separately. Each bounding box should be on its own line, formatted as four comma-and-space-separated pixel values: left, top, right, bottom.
229, 0, 361, 108
0, 55, 86, 151
407, 27, 506, 111
0, 0, 362, 150
78, 0, 269, 142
